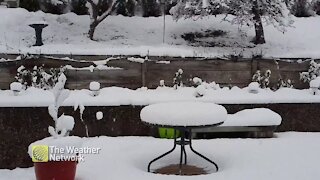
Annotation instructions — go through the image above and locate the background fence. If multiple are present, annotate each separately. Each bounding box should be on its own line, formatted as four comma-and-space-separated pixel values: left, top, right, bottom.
0, 55, 316, 90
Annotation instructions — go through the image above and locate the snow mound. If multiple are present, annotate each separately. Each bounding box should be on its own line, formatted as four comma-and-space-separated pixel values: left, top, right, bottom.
140, 102, 227, 127
56, 114, 75, 132
309, 77, 320, 88
223, 108, 282, 127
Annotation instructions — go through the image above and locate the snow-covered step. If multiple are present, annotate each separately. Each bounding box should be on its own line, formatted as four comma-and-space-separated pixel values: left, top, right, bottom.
193, 108, 282, 137
222, 108, 282, 127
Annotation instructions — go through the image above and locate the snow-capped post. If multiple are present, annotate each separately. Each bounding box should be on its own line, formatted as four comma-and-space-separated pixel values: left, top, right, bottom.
89, 81, 101, 96
159, 80, 165, 87
86, 0, 118, 40
173, 69, 183, 89
10, 82, 22, 96
309, 77, 320, 95
48, 73, 73, 138
248, 82, 260, 94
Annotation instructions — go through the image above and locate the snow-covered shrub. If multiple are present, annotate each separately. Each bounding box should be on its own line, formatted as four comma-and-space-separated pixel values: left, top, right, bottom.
10, 82, 23, 96
288, 0, 315, 17
300, 60, 320, 83
39, 0, 72, 14
171, 0, 293, 44
312, 0, 320, 15
309, 76, 320, 95
252, 70, 271, 89
15, 65, 65, 90
277, 78, 293, 89
192, 77, 203, 86
89, 81, 100, 96
56, 114, 75, 136
194, 84, 206, 98
48, 73, 73, 138
173, 68, 183, 89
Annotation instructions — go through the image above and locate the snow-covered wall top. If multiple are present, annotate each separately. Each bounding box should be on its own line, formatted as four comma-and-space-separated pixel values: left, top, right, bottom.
1, 86, 320, 107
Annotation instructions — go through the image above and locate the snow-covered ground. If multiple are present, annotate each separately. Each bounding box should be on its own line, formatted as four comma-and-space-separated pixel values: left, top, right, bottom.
0, 8, 320, 58
1, 132, 320, 180
1, 86, 320, 107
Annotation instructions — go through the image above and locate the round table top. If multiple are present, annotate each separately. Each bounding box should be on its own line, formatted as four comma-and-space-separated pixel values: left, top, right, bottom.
140, 101, 227, 128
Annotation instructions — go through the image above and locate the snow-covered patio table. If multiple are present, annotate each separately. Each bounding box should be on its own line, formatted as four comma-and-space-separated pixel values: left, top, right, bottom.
140, 101, 227, 174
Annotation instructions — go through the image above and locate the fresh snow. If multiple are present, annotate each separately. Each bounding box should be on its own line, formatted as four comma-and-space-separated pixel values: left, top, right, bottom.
247, 82, 260, 94
0, 8, 320, 58
9, 82, 22, 92
1, 132, 320, 180
96, 111, 103, 120
309, 76, 320, 88
56, 114, 75, 132
1, 86, 320, 107
89, 81, 100, 91
140, 102, 227, 126
28, 136, 83, 158
222, 108, 282, 127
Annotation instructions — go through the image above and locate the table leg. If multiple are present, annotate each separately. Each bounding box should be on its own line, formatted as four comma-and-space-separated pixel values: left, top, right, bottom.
148, 130, 178, 172
189, 129, 219, 172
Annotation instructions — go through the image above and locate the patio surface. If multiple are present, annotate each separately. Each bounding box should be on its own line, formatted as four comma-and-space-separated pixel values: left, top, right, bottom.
0, 132, 320, 180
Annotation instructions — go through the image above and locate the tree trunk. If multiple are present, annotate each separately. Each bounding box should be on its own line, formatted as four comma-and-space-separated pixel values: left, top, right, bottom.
88, 21, 98, 40
252, 1, 266, 44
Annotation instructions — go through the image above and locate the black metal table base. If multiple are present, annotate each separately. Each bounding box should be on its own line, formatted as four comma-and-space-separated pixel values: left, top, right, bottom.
148, 128, 219, 173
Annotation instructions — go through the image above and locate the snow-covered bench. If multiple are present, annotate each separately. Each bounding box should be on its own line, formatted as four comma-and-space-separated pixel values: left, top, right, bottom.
193, 108, 282, 138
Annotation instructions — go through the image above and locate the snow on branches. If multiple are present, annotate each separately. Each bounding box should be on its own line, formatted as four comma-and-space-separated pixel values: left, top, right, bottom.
86, 0, 118, 39
170, 0, 293, 44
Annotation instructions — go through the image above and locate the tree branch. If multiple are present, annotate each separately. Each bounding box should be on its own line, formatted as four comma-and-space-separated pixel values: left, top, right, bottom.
97, 0, 118, 23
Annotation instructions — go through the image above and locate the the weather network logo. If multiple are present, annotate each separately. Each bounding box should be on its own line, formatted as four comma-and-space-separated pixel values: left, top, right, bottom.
32, 145, 49, 162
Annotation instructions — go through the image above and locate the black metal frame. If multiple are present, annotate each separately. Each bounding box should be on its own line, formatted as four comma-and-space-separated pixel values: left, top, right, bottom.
148, 127, 219, 173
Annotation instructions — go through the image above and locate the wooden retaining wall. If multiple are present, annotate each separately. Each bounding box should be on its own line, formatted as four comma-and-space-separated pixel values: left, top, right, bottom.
0, 55, 316, 90
1, 103, 320, 169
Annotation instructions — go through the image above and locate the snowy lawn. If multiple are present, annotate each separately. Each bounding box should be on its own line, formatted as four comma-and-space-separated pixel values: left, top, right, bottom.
0, 8, 320, 58
1, 132, 320, 180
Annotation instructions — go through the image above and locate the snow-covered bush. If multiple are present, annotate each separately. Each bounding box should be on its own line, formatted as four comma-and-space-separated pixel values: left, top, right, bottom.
277, 78, 293, 89
309, 76, 320, 95
171, 0, 293, 44
300, 60, 320, 83
194, 84, 206, 97
38, 0, 72, 14
287, 0, 316, 17
312, 0, 320, 15
48, 73, 73, 138
192, 77, 203, 86
173, 68, 184, 89
252, 70, 271, 89
15, 65, 65, 90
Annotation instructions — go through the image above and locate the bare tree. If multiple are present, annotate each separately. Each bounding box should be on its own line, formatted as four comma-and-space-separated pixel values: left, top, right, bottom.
86, 0, 117, 40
